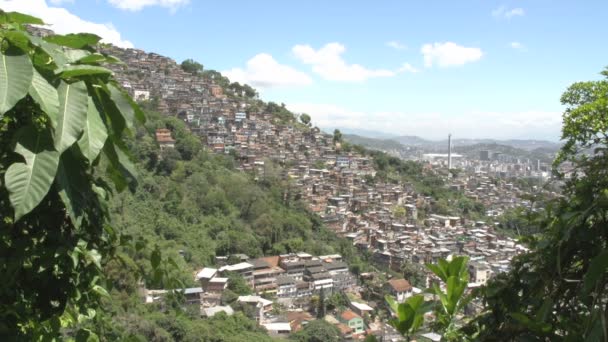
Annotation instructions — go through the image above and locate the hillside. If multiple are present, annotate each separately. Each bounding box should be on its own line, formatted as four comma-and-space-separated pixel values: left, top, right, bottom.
342, 134, 404, 151
97, 110, 370, 340
18, 21, 548, 342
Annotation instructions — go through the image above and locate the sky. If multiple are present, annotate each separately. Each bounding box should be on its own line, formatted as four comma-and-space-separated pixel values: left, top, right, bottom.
2, 0, 607, 141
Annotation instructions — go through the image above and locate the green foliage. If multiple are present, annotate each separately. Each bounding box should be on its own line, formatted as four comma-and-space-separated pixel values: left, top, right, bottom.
299, 113, 311, 125
325, 292, 349, 311
226, 272, 253, 295
333, 129, 342, 144
387, 257, 470, 341
385, 294, 428, 340
227, 81, 258, 98
317, 288, 326, 318
0, 11, 143, 339
266, 101, 296, 124
180, 58, 203, 74
426, 256, 471, 340
290, 319, 341, 342
0, 51, 33, 115
460, 67, 608, 341
400, 262, 426, 288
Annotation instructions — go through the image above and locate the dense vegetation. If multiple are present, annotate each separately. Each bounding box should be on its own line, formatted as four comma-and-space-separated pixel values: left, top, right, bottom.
0, 12, 145, 340
113, 110, 370, 271
460, 68, 608, 341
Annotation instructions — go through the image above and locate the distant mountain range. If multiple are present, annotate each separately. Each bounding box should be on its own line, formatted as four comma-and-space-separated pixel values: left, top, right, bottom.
343, 133, 562, 152
344, 133, 562, 163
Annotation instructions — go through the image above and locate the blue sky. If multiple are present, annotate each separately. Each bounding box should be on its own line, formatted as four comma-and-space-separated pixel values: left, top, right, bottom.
3, 0, 608, 140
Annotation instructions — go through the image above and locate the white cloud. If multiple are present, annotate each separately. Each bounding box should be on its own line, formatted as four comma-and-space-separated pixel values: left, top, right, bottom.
492, 6, 525, 19
386, 41, 407, 50
398, 63, 419, 73
287, 102, 561, 140
421, 42, 483, 67
106, 0, 189, 11
292, 42, 395, 82
222, 53, 312, 89
0, 0, 134, 48
510, 41, 524, 49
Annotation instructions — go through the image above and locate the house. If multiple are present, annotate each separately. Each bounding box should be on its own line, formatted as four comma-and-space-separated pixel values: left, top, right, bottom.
276, 275, 297, 298
286, 311, 314, 332
237, 295, 273, 322
183, 287, 203, 306
202, 305, 234, 317
262, 322, 291, 337
219, 262, 254, 287
250, 257, 285, 293
349, 301, 374, 317
386, 278, 413, 303
155, 128, 175, 151
339, 310, 365, 334
305, 266, 333, 292
202, 277, 227, 307
196, 267, 217, 285
469, 261, 492, 285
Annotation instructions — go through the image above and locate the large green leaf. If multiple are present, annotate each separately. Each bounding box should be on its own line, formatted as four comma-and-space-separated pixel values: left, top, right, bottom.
57, 65, 112, 78
56, 148, 94, 228
29, 36, 68, 67
78, 97, 108, 163
108, 84, 135, 129
64, 50, 91, 64
0, 52, 33, 116
76, 53, 107, 65
4, 31, 31, 52
54, 81, 88, 153
92, 87, 126, 137
6, 11, 44, 24
426, 263, 448, 283
448, 256, 469, 281
44, 33, 101, 49
5, 127, 60, 221
582, 250, 608, 294
102, 140, 137, 192
29, 68, 59, 126
77, 53, 123, 65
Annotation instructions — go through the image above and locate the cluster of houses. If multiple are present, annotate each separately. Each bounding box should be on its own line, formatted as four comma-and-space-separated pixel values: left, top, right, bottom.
144, 252, 386, 340
99, 42, 534, 340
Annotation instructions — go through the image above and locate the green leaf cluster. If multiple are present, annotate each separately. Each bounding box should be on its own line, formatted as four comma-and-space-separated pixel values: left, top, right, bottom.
0, 10, 142, 340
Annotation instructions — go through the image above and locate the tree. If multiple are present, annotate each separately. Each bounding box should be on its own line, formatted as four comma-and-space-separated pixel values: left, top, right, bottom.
291, 319, 340, 342
385, 294, 428, 341
400, 262, 426, 288
226, 272, 253, 295
333, 129, 343, 144
299, 113, 311, 126
326, 292, 349, 311
0, 11, 144, 339
364, 334, 379, 342
461, 68, 608, 341
317, 288, 327, 318
392, 205, 406, 220
180, 58, 203, 74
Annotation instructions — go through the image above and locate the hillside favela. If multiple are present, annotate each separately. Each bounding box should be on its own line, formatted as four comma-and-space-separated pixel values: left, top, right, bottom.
0, 1, 607, 341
